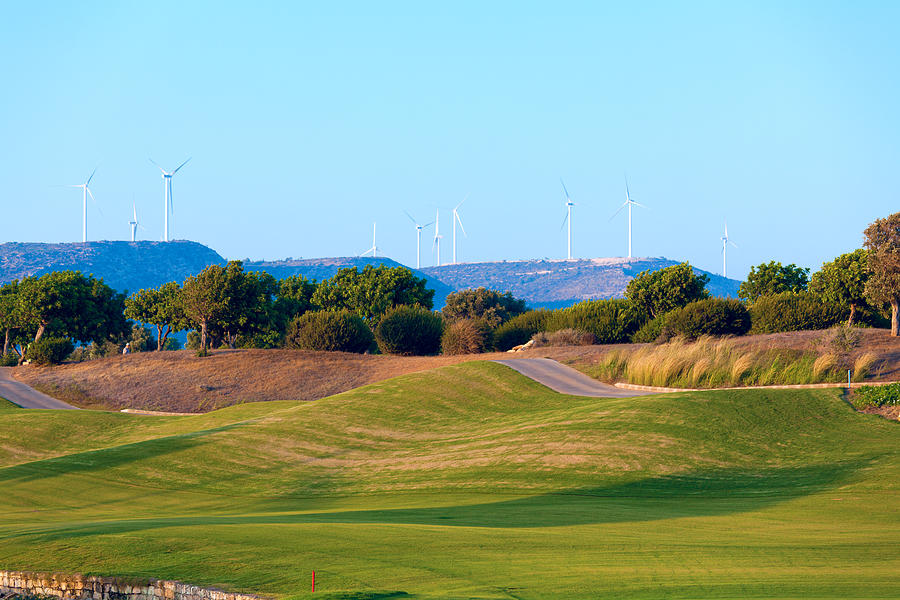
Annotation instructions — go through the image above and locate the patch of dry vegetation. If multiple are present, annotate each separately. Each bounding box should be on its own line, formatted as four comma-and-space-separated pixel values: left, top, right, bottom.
12, 348, 510, 412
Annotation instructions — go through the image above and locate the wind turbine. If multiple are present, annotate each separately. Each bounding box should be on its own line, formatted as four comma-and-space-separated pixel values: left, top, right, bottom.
150, 157, 191, 242
452, 195, 468, 264
359, 222, 379, 258
611, 176, 648, 258
721, 221, 737, 277
62, 167, 98, 243
432, 209, 443, 267
404, 211, 433, 269
129, 204, 146, 242
560, 179, 575, 259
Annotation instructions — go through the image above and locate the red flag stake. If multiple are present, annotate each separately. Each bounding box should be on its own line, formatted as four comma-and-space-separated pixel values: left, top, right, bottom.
312, 570, 315, 593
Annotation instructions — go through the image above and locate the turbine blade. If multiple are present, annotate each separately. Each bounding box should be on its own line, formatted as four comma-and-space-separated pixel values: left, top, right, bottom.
455, 193, 469, 210
423, 221, 434, 228
404, 210, 417, 225
560, 178, 571, 200
560, 211, 569, 230
87, 188, 104, 216
85, 166, 98, 186
173, 157, 191, 174
730, 240, 738, 248
149, 158, 167, 174
456, 213, 467, 237
609, 202, 627, 221
632, 201, 649, 209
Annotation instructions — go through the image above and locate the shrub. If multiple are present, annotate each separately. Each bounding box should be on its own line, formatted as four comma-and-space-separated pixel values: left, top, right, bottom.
25, 336, 74, 365
285, 310, 374, 353
532, 328, 595, 347
822, 324, 862, 355
442, 318, 493, 355
185, 331, 201, 350
375, 305, 444, 355
632, 314, 669, 343
850, 383, 900, 409
163, 337, 182, 351
0, 352, 18, 367
129, 324, 156, 353
545, 299, 640, 344
493, 309, 551, 351
662, 298, 751, 339
749, 291, 847, 334
441, 287, 527, 326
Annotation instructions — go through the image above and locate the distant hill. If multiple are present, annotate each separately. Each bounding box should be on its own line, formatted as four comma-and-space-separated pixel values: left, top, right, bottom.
0, 241, 226, 293
0, 243, 740, 311
0, 242, 455, 306
421, 257, 741, 309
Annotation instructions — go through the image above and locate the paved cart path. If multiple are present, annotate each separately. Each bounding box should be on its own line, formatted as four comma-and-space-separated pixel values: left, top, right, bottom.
494, 358, 657, 398
0, 367, 79, 409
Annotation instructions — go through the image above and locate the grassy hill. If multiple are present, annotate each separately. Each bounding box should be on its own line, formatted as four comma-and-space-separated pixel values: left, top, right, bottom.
1, 362, 897, 599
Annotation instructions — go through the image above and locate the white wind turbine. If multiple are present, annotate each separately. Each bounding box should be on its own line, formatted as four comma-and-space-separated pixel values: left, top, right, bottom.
721, 221, 737, 277
129, 203, 147, 242
611, 176, 648, 258
432, 209, 443, 267
560, 179, 575, 259
61, 167, 98, 243
149, 157, 191, 242
359, 222, 379, 258
452, 195, 468, 264
404, 211, 433, 269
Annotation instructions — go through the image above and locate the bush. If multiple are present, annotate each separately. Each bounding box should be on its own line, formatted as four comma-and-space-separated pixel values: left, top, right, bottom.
375, 305, 444, 355
0, 352, 18, 367
163, 337, 182, 351
129, 324, 155, 352
662, 298, 751, 339
441, 287, 527, 326
493, 309, 551, 351
545, 299, 640, 344
185, 331, 201, 350
850, 383, 900, 409
285, 310, 374, 353
25, 336, 74, 365
750, 291, 847, 334
442, 318, 493, 355
532, 328, 596, 347
632, 314, 669, 343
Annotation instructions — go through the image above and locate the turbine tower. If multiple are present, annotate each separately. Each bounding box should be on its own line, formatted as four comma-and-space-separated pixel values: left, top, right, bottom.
560, 179, 575, 259
721, 221, 737, 277
611, 177, 648, 258
433, 209, 443, 267
360, 222, 379, 258
150, 157, 191, 242
452, 195, 468, 264
63, 167, 98, 243
404, 211, 433, 269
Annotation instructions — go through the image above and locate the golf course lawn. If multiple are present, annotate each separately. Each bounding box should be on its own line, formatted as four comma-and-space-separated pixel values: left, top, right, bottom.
0, 362, 897, 599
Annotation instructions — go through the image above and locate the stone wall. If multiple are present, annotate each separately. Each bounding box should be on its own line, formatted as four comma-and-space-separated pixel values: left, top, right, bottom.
0, 572, 264, 600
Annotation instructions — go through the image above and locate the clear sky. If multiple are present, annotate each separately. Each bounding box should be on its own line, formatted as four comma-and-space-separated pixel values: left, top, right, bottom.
1, 1, 897, 279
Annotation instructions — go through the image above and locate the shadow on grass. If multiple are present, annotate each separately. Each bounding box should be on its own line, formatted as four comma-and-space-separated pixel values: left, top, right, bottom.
15, 459, 870, 542
0, 423, 247, 484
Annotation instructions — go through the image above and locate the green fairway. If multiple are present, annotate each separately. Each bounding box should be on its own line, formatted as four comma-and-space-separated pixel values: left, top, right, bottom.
0, 362, 897, 599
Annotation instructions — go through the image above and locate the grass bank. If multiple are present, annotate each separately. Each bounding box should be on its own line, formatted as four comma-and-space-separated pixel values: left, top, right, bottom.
0, 362, 897, 599
571, 335, 883, 388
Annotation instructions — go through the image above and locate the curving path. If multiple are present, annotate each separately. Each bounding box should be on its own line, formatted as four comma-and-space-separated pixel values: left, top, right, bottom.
494, 358, 657, 398
0, 367, 79, 409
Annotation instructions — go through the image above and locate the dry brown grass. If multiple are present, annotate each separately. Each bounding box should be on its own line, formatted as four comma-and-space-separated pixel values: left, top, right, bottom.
13, 348, 511, 413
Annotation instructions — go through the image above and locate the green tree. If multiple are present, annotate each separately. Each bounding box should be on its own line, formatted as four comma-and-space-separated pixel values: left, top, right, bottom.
15, 271, 128, 362
312, 265, 434, 322
125, 282, 190, 351
441, 287, 527, 327
625, 262, 709, 320
738, 261, 809, 303
182, 263, 231, 353
0, 281, 24, 357
863, 212, 900, 336
809, 249, 869, 326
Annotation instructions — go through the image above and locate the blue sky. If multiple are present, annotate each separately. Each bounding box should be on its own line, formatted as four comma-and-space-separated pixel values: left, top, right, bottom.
1, 1, 897, 280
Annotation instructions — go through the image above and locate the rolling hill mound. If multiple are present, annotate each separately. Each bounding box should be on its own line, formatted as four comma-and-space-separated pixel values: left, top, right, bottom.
0, 363, 897, 598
